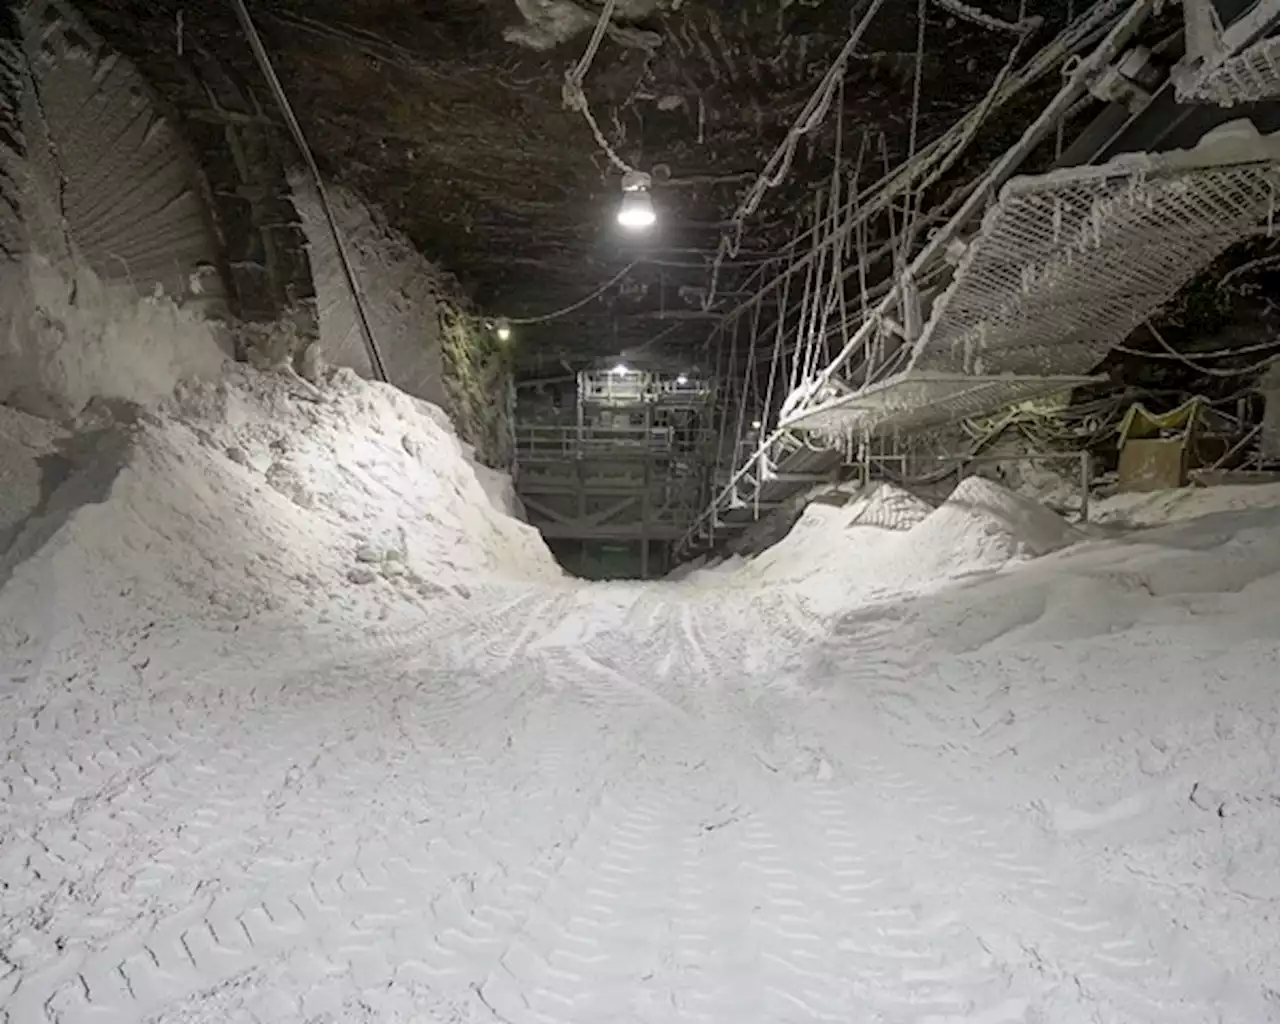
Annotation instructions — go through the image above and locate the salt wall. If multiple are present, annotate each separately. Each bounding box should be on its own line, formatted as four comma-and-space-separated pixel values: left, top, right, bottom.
292, 177, 450, 411
0, 1, 231, 418
0, 1, 510, 469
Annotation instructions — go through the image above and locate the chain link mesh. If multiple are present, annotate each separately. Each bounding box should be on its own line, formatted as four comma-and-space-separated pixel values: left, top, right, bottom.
1180, 36, 1280, 107
788, 150, 1280, 437
915, 157, 1280, 377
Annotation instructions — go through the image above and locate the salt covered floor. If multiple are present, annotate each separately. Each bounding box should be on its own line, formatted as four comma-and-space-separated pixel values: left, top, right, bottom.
3, 370, 1280, 1022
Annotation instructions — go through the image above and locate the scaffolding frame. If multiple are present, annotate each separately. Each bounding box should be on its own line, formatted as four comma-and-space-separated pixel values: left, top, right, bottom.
514, 370, 716, 577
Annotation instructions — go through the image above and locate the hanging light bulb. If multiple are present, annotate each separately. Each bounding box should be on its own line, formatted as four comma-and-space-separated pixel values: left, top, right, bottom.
495, 318, 512, 342
676, 374, 689, 386
611, 362, 630, 376
617, 170, 656, 231
618, 192, 655, 230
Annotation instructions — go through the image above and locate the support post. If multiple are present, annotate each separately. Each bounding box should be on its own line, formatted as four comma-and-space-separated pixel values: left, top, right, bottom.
1079, 449, 1091, 523
753, 452, 762, 520
641, 398, 652, 579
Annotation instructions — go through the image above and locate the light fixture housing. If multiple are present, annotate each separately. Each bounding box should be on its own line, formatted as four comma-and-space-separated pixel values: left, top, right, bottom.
617, 170, 656, 230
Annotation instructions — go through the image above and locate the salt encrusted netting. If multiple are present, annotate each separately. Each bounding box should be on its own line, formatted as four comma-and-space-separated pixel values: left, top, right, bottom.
1180, 35, 1280, 107
911, 142, 1280, 377
780, 371, 1096, 437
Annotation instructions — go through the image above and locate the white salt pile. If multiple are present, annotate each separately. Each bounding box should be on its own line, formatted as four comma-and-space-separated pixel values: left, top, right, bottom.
716, 477, 1081, 609
0, 365, 560, 677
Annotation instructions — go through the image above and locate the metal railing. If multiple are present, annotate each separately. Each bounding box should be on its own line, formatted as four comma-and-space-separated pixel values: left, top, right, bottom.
579, 372, 713, 406
514, 425, 714, 459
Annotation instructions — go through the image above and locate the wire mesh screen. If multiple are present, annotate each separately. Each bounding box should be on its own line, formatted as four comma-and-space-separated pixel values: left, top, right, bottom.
912, 152, 1280, 377
783, 372, 1096, 437
1182, 36, 1280, 107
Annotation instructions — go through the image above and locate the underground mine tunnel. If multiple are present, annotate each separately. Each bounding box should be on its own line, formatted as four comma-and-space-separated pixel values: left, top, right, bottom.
3, 0, 1280, 1020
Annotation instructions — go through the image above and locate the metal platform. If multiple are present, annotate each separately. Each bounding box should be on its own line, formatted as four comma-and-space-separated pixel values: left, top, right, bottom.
780, 371, 1099, 436
515, 371, 716, 576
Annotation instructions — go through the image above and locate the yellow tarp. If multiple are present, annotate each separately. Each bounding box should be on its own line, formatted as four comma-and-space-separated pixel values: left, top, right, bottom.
1117, 397, 1208, 446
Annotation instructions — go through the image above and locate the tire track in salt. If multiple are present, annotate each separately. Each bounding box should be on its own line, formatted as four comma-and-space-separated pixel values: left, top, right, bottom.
792, 619, 1276, 1023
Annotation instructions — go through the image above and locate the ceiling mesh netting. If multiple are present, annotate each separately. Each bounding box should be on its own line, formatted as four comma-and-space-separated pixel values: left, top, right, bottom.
1180, 35, 1280, 107
913, 148, 1280, 377
786, 138, 1280, 437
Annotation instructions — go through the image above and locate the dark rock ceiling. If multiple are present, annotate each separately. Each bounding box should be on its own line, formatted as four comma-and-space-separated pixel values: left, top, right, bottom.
85, 0, 1083, 370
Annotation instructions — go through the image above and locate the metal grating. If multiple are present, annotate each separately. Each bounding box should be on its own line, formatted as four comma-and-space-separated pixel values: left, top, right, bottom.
781, 371, 1098, 436
1181, 35, 1280, 107
912, 137, 1280, 378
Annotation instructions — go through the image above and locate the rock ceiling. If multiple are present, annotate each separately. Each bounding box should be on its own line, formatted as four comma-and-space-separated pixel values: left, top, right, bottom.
86, 0, 1081, 369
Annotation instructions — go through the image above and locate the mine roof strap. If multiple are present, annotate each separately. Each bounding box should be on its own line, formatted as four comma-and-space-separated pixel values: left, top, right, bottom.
232, 0, 389, 385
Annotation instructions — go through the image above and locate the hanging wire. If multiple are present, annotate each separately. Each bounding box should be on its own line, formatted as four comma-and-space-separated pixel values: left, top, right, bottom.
673, 0, 1127, 356
900, 0, 929, 260
231, 0, 389, 383
1056, 0, 1076, 159
567, 0, 617, 84
505, 261, 641, 325
762, 226, 801, 426
932, 0, 1042, 35
560, 0, 635, 174
908, 0, 928, 170
818, 74, 849, 375
702, 0, 889, 310
789, 196, 824, 395
801, 189, 833, 385
732, 301, 764, 461
1111, 321, 1280, 377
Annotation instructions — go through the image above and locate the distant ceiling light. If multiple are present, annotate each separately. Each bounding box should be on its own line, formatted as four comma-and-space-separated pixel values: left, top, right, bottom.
617, 170, 656, 231
676, 374, 689, 385
495, 318, 512, 342
611, 363, 630, 375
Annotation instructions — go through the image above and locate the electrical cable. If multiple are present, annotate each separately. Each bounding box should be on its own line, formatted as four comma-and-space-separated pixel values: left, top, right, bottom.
567, 0, 617, 86
702, 0, 889, 309
932, 0, 1042, 35
1116, 336, 1280, 360
908, 0, 928, 181
505, 260, 641, 325
231, 0, 389, 383
560, 0, 636, 174
679, 0, 1124, 355
1112, 321, 1280, 377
